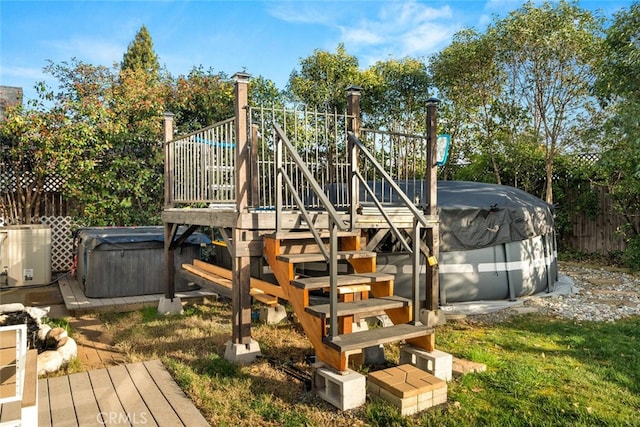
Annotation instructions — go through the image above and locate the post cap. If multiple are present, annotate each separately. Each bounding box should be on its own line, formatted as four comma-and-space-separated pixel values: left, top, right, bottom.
346, 85, 363, 94
233, 72, 251, 83
426, 97, 441, 106
163, 111, 175, 119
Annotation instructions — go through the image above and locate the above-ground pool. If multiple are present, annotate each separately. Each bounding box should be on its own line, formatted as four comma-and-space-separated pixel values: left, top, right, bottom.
372, 181, 557, 305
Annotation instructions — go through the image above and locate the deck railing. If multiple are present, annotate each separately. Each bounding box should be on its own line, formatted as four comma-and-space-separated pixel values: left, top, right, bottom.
358, 129, 430, 208
165, 119, 432, 211
250, 105, 352, 210
167, 118, 236, 205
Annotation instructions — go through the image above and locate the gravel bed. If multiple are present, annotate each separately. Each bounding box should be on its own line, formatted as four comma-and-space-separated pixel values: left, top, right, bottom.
457, 262, 640, 324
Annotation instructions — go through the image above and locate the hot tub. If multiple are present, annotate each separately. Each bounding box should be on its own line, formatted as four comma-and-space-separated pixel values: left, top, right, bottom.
75, 226, 210, 298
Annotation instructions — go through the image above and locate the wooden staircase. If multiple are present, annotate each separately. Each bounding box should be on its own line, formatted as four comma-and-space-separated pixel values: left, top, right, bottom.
263, 230, 434, 372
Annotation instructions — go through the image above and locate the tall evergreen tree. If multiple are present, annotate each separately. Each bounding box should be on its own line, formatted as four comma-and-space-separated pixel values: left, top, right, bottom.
121, 25, 160, 77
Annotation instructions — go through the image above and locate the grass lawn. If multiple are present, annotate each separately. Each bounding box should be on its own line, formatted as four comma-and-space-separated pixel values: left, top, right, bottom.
90, 301, 640, 427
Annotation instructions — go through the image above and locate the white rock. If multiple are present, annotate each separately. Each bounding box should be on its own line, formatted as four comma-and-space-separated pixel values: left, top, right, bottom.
0, 303, 25, 314
37, 324, 52, 342
57, 337, 77, 364
45, 327, 68, 349
37, 350, 63, 376
25, 306, 50, 323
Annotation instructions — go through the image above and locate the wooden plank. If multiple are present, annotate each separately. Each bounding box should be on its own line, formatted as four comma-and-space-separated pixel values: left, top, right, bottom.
291, 272, 394, 290
184, 262, 279, 304
68, 371, 101, 426
277, 250, 376, 264
335, 284, 371, 295
59, 276, 92, 311
22, 349, 37, 408
37, 378, 51, 427
142, 360, 210, 427
88, 368, 127, 425
192, 260, 286, 299
305, 296, 410, 319
108, 365, 159, 427
125, 362, 184, 427
0, 400, 21, 424
47, 375, 79, 427
267, 230, 360, 240
178, 270, 232, 299
324, 324, 434, 353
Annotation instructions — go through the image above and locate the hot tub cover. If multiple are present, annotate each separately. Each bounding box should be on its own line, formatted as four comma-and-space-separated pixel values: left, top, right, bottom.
75, 226, 211, 251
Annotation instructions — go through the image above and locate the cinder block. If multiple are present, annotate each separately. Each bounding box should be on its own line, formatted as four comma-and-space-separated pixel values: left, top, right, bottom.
313, 365, 366, 411
259, 304, 287, 324
157, 297, 183, 315
223, 339, 261, 364
400, 347, 453, 381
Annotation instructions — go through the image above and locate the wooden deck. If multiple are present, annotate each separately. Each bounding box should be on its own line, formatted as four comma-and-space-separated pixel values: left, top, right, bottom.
38, 359, 210, 427
58, 275, 218, 314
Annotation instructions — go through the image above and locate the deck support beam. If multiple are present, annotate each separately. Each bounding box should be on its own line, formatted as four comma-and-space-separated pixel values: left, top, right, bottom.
425, 98, 440, 314
228, 72, 259, 355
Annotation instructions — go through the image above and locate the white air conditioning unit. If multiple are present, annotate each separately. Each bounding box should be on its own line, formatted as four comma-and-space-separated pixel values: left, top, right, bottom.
0, 225, 52, 287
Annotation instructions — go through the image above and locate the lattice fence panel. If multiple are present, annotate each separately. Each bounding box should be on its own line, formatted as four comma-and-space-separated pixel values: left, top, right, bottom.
40, 216, 79, 272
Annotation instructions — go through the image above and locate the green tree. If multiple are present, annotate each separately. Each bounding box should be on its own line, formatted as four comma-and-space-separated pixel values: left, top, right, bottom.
167, 66, 234, 135
593, 3, 640, 263
41, 55, 168, 226
361, 57, 431, 132
121, 25, 160, 78
494, 0, 603, 203
429, 28, 510, 183
287, 44, 361, 111
0, 69, 113, 224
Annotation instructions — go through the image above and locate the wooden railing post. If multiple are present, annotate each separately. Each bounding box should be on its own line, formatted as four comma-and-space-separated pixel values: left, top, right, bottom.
425, 97, 440, 314
347, 86, 362, 228
231, 72, 253, 346
234, 72, 251, 213
163, 111, 175, 209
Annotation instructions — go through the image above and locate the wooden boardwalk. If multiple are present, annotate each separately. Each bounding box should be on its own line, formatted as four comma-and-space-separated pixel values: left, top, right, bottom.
58, 275, 218, 314
38, 359, 210, 427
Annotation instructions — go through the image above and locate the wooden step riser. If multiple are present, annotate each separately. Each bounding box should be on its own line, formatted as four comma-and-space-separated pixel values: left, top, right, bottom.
278, 242, 330, 255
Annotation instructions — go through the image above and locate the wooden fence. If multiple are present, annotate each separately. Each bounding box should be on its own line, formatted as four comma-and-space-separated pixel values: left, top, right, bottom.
563, 184, 639, 255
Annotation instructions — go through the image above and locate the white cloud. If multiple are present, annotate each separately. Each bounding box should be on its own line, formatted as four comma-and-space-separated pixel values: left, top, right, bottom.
267, 2, 340, 25
0, 65, 47, 81
341, 27, 385, 45
341, 1, 457, 61
42, 37, 125, 67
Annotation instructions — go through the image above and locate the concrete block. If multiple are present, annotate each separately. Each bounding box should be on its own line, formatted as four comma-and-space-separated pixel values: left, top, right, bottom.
313, 365, 366, 411
364, 344, 386, 365
452, 357, 487, 376
259, 304, 287, 324
400, 347, 453, 381
224, 339, 261, 364
157, 297, 183, 315
419, 309, 446, 327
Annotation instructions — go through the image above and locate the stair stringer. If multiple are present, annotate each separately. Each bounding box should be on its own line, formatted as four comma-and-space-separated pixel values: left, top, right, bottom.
264, 235, 350, 370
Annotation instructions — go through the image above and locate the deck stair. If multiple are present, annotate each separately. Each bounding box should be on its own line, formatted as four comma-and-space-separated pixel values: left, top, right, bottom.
264, 230, 434, 372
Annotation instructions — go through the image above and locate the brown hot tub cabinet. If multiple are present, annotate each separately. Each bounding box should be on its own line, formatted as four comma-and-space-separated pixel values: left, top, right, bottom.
75, 227, 210, 298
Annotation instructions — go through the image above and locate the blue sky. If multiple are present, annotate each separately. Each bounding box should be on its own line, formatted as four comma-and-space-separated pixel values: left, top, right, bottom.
0, 0, 633, 103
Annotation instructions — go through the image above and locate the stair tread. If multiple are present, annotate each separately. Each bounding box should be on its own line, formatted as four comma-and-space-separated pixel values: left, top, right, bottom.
277, 250, 375, 263
292, 272, 394, 290
305, 296, 410, 318
267, 230, 360, 240
324, 323, 434, 353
